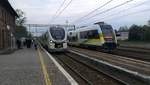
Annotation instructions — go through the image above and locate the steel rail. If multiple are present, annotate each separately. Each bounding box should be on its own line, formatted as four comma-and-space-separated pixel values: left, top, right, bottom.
69, 50, 150, 84
63, 53, 127, 85
54, 54, 93, 85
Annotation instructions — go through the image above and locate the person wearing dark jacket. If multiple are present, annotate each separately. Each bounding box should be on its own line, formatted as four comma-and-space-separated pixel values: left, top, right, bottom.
33, 40, 37, 50
26, 39, 32, 48
16, 39, 21, 49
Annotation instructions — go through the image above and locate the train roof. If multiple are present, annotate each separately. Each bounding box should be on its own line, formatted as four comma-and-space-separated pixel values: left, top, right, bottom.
48, 26, 66, 32
76, 24, 100, 32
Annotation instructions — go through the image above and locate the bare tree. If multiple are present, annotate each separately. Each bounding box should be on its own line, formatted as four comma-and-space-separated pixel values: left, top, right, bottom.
15, 9, 26, 26
15, 9, 29, 39
148, 20, 150, 26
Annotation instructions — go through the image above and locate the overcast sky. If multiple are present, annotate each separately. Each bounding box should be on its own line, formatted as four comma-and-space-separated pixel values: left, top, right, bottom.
9, 0, 150, 29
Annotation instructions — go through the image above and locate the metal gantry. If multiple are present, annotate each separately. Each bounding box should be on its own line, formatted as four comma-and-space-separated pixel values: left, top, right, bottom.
24, 24, 75, 37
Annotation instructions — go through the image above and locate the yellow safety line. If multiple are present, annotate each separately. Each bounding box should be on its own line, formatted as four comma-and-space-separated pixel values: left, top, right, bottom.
38, 48, 52, 85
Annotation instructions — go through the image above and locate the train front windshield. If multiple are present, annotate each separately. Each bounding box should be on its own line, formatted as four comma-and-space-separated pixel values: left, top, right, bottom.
50, 27, 65, 40
100, 25, 114, 41
100, 25, 113, 36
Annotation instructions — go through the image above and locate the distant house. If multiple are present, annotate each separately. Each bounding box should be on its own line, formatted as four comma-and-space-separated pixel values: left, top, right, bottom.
0, 0, 18, 50
116, 31, 129, 41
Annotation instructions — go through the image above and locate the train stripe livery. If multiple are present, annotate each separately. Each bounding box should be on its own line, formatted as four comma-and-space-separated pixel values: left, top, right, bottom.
68, 22, 117, 51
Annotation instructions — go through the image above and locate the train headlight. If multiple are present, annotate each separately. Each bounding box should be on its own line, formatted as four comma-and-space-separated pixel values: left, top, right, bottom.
50, 40, 53, 43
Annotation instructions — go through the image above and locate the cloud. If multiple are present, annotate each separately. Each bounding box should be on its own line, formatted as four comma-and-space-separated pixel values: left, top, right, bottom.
9, 0, 150, 29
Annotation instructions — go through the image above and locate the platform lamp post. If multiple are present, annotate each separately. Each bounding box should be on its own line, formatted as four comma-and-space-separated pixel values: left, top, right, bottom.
73, 25, 76, 31
7, 25, 11, 49
28, 24, 31, 36
10, 32, 14, 50
35, 24, 38, 37
66, 20, 69, 31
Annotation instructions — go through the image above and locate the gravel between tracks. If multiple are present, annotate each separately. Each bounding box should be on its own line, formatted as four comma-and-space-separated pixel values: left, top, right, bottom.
69, 47, 150, 76
52, 53, 123, 85
113, 47, 150, 61
119, 46, 150, 54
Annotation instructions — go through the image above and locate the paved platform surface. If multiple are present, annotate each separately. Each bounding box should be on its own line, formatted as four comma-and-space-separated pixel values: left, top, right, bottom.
0, 48, 71, 85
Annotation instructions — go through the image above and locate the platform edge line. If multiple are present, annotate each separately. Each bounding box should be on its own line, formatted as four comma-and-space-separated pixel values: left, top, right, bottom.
38, 48, 52, 85
44, 50, 79, 85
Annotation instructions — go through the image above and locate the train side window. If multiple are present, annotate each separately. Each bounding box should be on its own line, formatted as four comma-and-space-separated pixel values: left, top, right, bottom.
44, 34, 47, 40
87, 30, 99, 39
80, 31, 88, 39
46, 33, 48, 39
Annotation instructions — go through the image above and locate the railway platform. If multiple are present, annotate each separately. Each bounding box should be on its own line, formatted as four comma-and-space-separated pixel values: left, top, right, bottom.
0, 47, 77, 85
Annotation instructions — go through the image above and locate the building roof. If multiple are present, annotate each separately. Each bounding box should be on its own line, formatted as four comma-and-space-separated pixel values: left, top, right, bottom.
0, 0, 18, 17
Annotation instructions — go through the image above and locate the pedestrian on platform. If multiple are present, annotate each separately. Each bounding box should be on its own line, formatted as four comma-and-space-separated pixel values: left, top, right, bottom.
26, 39, 32, 48
23, 40, 26, 47
16, 39, 21, 49
33, 40, 37, 50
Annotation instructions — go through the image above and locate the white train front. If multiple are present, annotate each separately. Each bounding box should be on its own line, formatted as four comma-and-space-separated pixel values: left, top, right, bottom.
39, 26, 68, 52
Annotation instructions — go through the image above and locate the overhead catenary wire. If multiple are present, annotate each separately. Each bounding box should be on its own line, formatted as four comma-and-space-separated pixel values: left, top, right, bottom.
72, 0, 114, 24
80, 8, 150, 27
86, 0, 150, 24
74, 0, 134, 24
51, 0, 73, 22
50, 0, 67, 22
105, 8, 150, 21
83, 8, 150, 26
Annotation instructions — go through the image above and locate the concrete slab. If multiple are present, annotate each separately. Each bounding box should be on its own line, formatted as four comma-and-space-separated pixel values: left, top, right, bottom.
0, 48, 44, 85
0, 48, 75, 85
40, 49, 78, 85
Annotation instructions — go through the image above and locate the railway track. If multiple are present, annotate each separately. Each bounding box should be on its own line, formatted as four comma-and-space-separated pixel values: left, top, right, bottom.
52, 53, 125, 85
70, 47, 150, 75
73, 45, 150, 62
118, 46, 150, 55
119, 46, 150, 51
112, 46, 150, 61
69, 47, 150, 85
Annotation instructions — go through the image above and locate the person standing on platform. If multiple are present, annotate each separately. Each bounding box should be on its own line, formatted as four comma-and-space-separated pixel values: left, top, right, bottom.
26, 39, 32, 48
33, 40, 37, 50
16, 39, 21, 49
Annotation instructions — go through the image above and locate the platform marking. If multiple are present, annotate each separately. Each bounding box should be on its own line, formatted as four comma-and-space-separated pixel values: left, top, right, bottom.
38, 48, 52, 85
44, 49, 79, 85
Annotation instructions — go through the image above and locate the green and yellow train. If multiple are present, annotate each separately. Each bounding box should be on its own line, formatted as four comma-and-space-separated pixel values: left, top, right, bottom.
68, 22, 117, 51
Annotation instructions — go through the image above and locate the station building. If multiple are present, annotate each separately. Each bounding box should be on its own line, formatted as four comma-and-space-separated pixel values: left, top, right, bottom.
0, 0, 18, 51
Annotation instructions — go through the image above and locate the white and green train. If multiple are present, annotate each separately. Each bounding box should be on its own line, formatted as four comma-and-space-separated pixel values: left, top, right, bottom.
68, 22, 117, 50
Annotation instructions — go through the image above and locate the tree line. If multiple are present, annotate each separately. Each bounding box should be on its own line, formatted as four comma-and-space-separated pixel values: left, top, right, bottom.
15, 9, 32, 39
118, 20, 150, 42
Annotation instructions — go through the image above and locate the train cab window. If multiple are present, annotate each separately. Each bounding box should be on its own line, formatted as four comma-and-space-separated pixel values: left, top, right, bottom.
100, 25, 113, 36
50, 27, 65, 40
45, 33, 49, 40
43, 34, 47, 40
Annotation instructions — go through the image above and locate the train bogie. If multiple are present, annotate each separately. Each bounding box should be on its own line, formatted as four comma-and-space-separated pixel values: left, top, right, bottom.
47, 42, 68, 52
